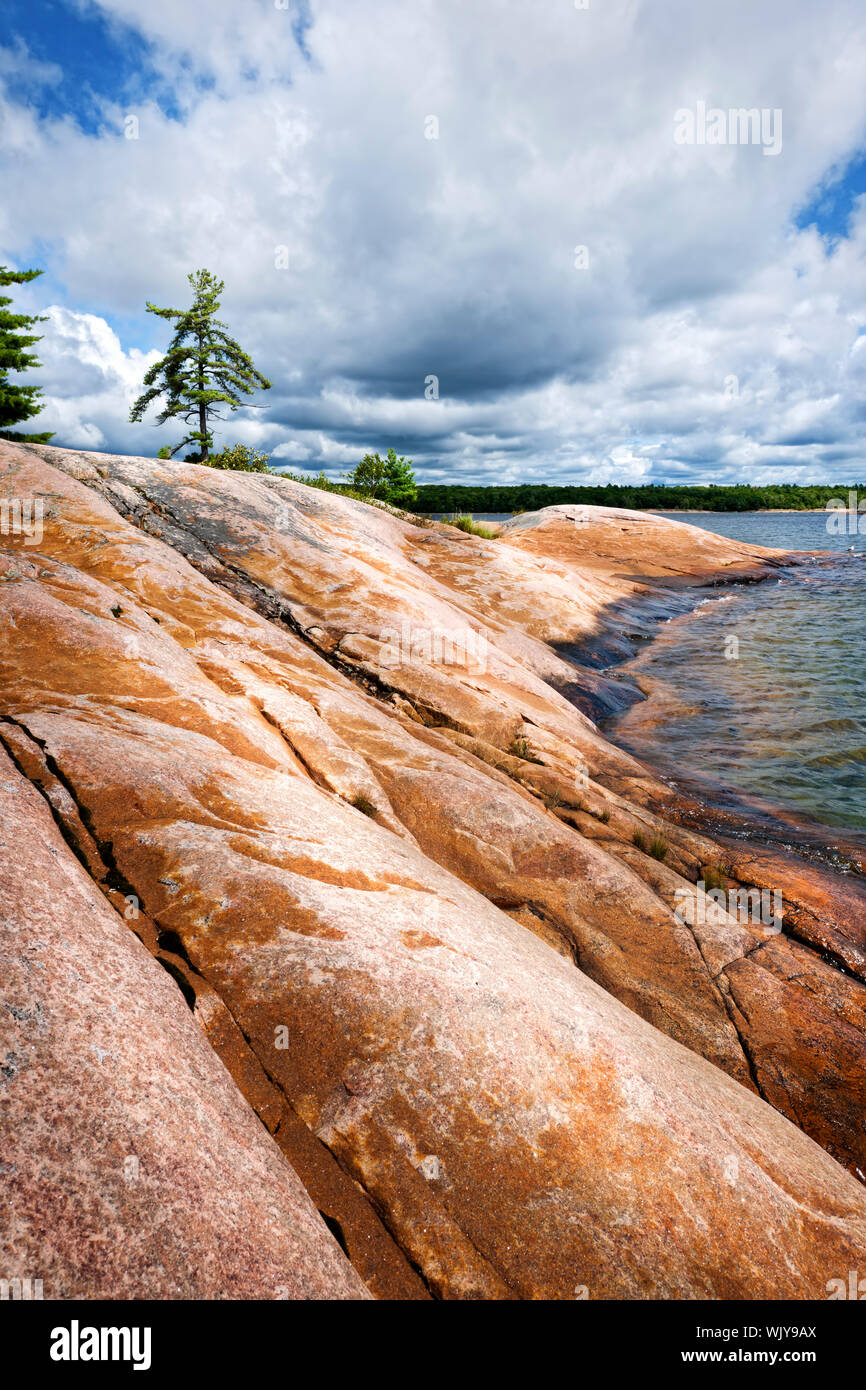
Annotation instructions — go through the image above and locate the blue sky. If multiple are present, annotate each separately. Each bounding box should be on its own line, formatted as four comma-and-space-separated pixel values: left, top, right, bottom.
796, 150, 866, 243
0, 0, 167, 130
1, 0, 865, 484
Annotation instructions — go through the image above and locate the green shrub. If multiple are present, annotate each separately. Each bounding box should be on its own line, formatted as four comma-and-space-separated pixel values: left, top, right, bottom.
205, 442, 271, 473
279, 468, 347, 495
350, 793, 378, 817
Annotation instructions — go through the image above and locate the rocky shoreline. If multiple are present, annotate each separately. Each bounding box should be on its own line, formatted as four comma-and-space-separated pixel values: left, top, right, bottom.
599, 556, 866, 864
1, 440, 865, 1299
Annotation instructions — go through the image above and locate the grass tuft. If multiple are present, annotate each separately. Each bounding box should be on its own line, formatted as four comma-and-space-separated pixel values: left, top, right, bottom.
702, 863, 728, 891
508, 735, 543, 764
633, 829, 668, 860
350, 793, 378, 817
446, 513, 499, 539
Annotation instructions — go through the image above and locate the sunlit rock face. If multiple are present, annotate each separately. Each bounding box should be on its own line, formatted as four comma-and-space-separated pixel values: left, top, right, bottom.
1, 438, 864, 1300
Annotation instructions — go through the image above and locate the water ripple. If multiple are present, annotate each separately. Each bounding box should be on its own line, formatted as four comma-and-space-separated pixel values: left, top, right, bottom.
609, 538, 866, 832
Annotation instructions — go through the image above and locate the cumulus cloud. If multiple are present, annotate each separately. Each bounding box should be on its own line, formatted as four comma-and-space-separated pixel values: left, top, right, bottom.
1, 0, 865, 482
30, 307, 159, 449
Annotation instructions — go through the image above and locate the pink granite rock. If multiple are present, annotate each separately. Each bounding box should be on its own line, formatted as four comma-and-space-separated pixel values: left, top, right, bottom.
1, 438, 865, 1299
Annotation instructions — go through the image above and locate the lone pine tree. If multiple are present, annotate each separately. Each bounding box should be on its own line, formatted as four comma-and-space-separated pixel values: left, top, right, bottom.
0, 266, 54, 443
130, 269, 271, 461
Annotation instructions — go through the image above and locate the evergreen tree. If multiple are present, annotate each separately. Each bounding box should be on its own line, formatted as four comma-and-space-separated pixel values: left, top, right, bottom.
0, 266, 54, 442
130, 269, 271, 461
381, 448, 417, 507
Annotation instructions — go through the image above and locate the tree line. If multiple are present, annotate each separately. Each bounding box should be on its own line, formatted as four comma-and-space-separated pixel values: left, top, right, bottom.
412, 481, 863, 513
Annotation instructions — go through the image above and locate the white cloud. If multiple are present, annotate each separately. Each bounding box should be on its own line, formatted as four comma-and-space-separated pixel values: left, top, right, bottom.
2, 0, 866, 482
31, 308, 159, 449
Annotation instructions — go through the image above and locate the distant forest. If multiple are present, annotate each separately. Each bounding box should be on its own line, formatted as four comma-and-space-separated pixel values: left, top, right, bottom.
413, 482, 862, 514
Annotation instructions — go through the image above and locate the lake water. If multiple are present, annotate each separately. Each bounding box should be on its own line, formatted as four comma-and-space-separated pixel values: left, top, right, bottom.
607, 513, 866, 836
435, 507, 865, 833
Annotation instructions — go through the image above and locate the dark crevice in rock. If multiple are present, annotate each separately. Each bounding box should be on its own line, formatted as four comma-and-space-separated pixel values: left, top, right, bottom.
155, 928, 195, 968
9, 723, 140, 905
487, 896, 582, 968
314, 1124, 510, 1300
0, 717, 108, 887
714, 984, 768, 1104
0, 716, 206, 1010
211, 1002, 438, 1296
155, 955, 198, 1010
209, 1002, 489, 1297
317, 1211, 351, 1261
780, 920, 865, 985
